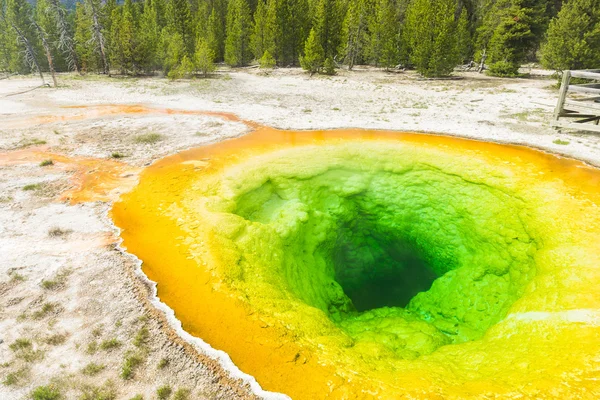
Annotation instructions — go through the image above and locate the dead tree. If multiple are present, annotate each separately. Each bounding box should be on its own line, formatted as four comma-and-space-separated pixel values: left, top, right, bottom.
86, 0, 108, 75
477, 48, 486, 73
11, 23, 45, 85
32, 21, 57, 87
48, 0, 80, 74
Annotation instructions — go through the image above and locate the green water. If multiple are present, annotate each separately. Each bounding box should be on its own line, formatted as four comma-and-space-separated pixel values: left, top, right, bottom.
222, 145, 538, 358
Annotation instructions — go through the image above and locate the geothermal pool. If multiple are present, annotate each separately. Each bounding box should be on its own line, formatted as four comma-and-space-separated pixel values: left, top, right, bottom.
112, 127, 600, 399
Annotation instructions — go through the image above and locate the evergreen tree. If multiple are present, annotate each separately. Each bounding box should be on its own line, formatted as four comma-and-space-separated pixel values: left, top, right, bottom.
541, 0, 600, 71
340, 0, 370, 69
456, 8, 471, 63
74, 1, 96, 72
0, 0, 16, 72
259, 49, 276, 68
477, 0, 550, 76
312, 0, 342, 59
404, 0, 462, 77
207, 0, 228, 61
138, 0, 160, 72
5, 0, 40, 74
300, 27, 324, 73
250, 0, 275, 60
194, 36, 215, 76
47, 0, 80, 73
167, 0, 194, 57
275, 0, 310, 65
225, 0, 252, 66
368, 0, 399, 68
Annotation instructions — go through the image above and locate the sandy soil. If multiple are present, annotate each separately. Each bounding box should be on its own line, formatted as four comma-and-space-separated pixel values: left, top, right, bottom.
1, 67, 599, 400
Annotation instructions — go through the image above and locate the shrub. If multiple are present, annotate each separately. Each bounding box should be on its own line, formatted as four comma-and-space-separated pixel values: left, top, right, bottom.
31, 385, 61, 400
99, 339, 121, 350
40, 160, 53, 167
156, 385, 172, 400
259, 50, 276, 70
134, 133, 164, 144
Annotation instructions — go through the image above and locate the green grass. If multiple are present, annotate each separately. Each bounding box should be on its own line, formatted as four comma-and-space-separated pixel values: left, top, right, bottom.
121, 352, 143, 380
553, 139, 570, 145
128, 396, 143, 400
23, 183, 42, 191
45, 334, 67, 346
134, 133, 164, 144
172, 388, 191, 400
156, 385, 172, 400
79, 380, 116, 400
82, 362, 106, 376
157, 358, 169, 369
17, 138, 46, 149
32, 302, 58, 320
31, 384, 61, 400
41, 268, 71, 290
99, 338, 121, 350
9, 338, 32, 351
39, 159, 53, 167
133, 326, 149, 348
110, 152, 125, 159
48, 228, 72, 238
2, 367, 28, 386
86, 341, 98, 355
9, 271, 25, 282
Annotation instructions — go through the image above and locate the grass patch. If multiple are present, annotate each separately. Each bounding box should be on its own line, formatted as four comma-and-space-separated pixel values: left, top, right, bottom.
133, 326, 149, 348
133, 133, 164, 144
110, 152, 125, 159
2, 367, 28, 386
79, 380, 116, 400
121, 351, 144, 380
39, 159, 54, 167
31, 384, 61, 400
32, 302, 59, 320
9, 338, 32, 351
86, 341, 98, 355
82, 362, 106, 376
128, 396, 143, 400
23, 183, 42, 191
99, 338, 121, 351
17, 138, 46, 149
157, 385, 172, 400
48, 227, 73, 238
45, 334, 67, 346
41, 268, 71, 290
9, 271, 25, 282
553, 139, 570, 145
172, 388, 191, 400
53, 130, 61, 135
157, 358, 169, 369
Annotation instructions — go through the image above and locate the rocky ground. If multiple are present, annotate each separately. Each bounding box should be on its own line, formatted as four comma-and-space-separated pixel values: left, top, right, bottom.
0, 67, 598, 400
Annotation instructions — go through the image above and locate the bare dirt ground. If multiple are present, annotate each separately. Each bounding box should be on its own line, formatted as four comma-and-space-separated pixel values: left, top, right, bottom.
1, 67, 599, 400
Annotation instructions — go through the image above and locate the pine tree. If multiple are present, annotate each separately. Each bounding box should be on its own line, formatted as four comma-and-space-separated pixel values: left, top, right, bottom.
225, 0, 252, 66
84, 0, 109, 74
300, 27, 324, 74
368, 0, 399, 69
456, 8, 471, 63
47, 0, 80, 73
167, 0, 194, 57
340, 0, 369, 69
6, 0, 43, 77
541, 0, 600, 71
276, 0, 310, 65
404, 0, 462, 77
477, 0, 550, 76
259, 49, 276, 68
207, 4, 226, 61
138, 0, 160, 72
0, 0, 16, 72
194, 36, 215, 76
250, 0, 275, 60
74, 2, 96, 72
312, 0, 342, 59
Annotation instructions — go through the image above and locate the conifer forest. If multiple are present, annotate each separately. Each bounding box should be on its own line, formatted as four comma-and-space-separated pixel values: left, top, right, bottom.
0, 0, 599, 79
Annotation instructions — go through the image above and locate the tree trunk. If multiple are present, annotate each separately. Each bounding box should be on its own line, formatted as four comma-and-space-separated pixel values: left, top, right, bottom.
88, 0, 109, 75
11, 24, 45, 85
48, 0, 81, 75
33, 22, 58, 87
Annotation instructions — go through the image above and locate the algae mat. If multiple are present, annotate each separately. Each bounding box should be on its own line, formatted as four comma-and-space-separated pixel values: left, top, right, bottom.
112, 128, 600, 399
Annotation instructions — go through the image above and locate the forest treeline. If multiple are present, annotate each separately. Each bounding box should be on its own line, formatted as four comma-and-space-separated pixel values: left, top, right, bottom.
1, 0, 599, 81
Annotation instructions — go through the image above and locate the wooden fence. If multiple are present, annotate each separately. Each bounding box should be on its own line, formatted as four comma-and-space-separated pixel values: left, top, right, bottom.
553, 69, 600, 133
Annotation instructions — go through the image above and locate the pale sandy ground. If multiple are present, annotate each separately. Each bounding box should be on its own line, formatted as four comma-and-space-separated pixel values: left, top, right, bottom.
1, 67, 599, 400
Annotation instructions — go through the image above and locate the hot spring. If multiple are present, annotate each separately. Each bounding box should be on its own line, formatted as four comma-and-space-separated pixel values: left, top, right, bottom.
112, 128, 600, 399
